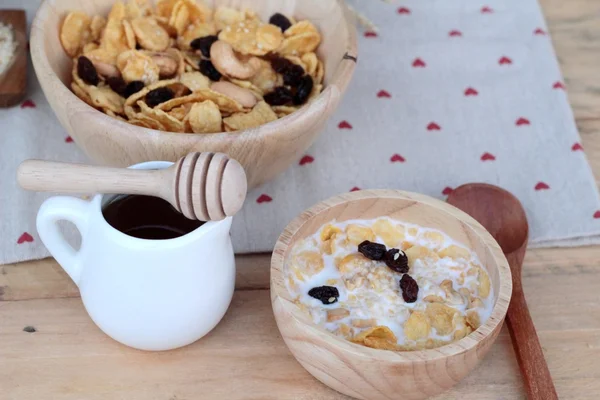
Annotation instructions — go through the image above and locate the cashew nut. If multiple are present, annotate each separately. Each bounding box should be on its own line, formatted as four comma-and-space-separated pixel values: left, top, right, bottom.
151, 53, 179, 78
210, 81, 257, 108
91, 60, 120, 79
210, 40, 261, 79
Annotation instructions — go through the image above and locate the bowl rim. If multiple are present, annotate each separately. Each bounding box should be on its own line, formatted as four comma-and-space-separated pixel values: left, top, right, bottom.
270, 189, 512, 362
29, 0, 358, 140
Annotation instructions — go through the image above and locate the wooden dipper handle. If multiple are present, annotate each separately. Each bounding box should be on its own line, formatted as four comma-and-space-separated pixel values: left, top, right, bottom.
17, 152, 247, 221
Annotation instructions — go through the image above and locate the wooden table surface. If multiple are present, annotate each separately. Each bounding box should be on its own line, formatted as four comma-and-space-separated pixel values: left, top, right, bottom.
2, 0, 600, 398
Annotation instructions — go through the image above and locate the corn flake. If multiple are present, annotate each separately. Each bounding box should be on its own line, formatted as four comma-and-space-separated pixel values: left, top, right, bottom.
90, 15, 107, 42
116, 49, 160, 84
223, 100, 277, 131
131, 17, 170, 51
213, 6, 245, 31
138, 100, 184, 132
177, 22, 216, 50
60, 11, 92, 57
88, 84, 125, 114
425, 303, 457, 336
122, 20, 137, 49
404, 311, 431, 341
187, 100, 222, 133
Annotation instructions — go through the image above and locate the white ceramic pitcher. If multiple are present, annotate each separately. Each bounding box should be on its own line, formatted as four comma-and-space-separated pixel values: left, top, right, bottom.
36, 161, 236, 351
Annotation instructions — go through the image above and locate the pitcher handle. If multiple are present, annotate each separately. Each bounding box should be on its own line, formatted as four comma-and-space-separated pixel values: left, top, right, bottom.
36, 196, 91, 286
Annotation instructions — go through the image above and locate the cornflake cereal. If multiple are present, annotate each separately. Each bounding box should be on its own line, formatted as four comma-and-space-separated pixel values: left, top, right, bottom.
59, 0, 325, 133
285, 217, 495, 351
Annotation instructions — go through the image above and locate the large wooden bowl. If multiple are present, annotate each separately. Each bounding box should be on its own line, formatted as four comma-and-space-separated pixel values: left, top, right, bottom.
271, 190, 512, 400
30, 0, 357, 188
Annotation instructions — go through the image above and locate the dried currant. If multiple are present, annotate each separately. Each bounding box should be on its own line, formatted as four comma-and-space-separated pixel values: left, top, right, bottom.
308, 286, 339, 305
384, 248, 409, 273
283, 64, 305, 87
270, 56, 295, 74
358, 240, 387, 261
399, 274, 419, 303
292, 75, 313, 105
264, 86, 293, 106
190, 35, 218, 58
106, 76, 127, 96
124, 81, 145, 98
199, 59, 222, 81
145, 87, 174, 107
77, 56, 99, 86
269, 13, 292, 32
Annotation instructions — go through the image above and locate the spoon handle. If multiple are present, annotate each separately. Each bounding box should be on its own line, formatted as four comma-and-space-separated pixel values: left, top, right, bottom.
506, 287, 558, 400
17, 160, 167, 196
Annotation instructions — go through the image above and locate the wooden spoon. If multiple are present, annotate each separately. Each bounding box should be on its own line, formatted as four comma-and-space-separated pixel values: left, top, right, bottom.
17, 152, 247, 221
447, 183, 558, 400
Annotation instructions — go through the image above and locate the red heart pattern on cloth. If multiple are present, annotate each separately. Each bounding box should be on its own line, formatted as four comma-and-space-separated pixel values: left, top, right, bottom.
481, 6, 493, 13
20, 99, 36, 108
498, 56, 512, 65
449, 30, 463, 37
256, 194, 272, 204
338, 121, 352, 129
65, 136, 74, 143
480, 152, 496, 161
464, 87, 478, 96
534, 28, 547, 35
594, 211, 600, 219
516, 117, 531, 126
442, 187, 454, 196
17, 232, 34, 244
427, 122, 441, 131
412, 58, 426, 68
535, 182, 550, 191
553, 81, 565, 90
364, 31, 377, 38
390, 154, 406, 163
397, 7, 410, 14
350, 187, 361, 192
299, 155, 314, 166
377, 90, 391, 98
572, 143, 584, 151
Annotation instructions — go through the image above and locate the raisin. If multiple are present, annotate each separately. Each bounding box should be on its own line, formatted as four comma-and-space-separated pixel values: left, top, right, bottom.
399, 274, 419, 303
124, 81, 145, 98
190, 35, 218, 58
264, 86, 293, 106
106, 76, 127, 96
283, 64, 305, 87
308, 286, 339, 305
292, 75, 313, 105
145, 87, 174, 107
358, 240, 387, 261
77, 56, 99, 86
270, 56, 295, 74
199, 59, 222, 81
269, 13, 292, 32
384, 248, 409, 273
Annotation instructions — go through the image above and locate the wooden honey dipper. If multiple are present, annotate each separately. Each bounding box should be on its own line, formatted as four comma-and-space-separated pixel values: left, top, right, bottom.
17, 152, 247, 221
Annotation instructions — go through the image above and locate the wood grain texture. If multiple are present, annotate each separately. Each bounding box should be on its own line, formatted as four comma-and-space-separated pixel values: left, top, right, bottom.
2, 0, 600, 398
29, 0, 357, 189
447, 184, 558, 399
17, 153, 247, 221
1, 292, 599, 400
271, 190, 512, 400
0, 10, 27, 108
541, 0, 600, 120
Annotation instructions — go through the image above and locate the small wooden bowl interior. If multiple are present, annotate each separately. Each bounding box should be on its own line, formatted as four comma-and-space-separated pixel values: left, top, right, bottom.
271, 190, 512, 400
30, 0, 357, 188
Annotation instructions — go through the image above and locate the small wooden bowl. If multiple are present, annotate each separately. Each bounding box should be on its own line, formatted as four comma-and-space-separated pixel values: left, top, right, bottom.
271, 190, 512, 400
30, 0, 357, 188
